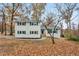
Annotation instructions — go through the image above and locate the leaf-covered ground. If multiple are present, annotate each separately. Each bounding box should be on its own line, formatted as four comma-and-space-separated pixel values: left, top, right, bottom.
0, 37, 79, 56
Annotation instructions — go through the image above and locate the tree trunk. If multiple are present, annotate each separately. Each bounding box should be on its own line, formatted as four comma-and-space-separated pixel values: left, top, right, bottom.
4, 12, 6, 36
10, 3, 14, 35
1, 19, 4, 34
1, 12, 6, 35
1, 12, 5, 34
60, 23, 64, 37
10, 15, 13, 35
42, 23, 55, 44
4, 22, 6, 35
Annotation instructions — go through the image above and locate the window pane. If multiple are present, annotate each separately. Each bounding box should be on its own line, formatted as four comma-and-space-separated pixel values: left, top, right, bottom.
32, 31, 33, 34
30, 31, 31, 34
22, 22, 26, 25
17, 31, 19, 34
35, 31, 38, 34
19, 22, 20, 25
48, 29, 52, 33
17, 22, 19, 25
20, 31, 21, 34
34, 22, 38, 25
53, 30, 57, 33
35, 31, 36, 34
30, 22, 38, 25
23, 31, 26, 34
30, 31, 38, 34
30, 22, 32, 25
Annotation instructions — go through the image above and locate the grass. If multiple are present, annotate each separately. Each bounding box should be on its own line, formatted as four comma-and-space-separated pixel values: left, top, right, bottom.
64, 32, 79, 42
68, 36, 79, 41
64, 33, 79, 41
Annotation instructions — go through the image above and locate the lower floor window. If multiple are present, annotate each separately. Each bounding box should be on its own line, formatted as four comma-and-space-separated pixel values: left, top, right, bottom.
53, 30, 57, 33
17, 31, 26, 34
48, 29, 52, 33
22, 31, 26, 34
30, 31, 38, 34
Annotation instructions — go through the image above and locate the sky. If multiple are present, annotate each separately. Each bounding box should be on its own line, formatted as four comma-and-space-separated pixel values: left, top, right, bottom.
46, 3, 79, 29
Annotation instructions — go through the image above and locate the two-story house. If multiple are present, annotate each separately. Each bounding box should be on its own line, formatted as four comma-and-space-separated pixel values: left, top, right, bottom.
15, 20, 41, 39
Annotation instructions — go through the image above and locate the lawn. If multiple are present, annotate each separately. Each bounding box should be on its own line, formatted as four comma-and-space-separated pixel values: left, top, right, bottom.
0, 36, 79, 56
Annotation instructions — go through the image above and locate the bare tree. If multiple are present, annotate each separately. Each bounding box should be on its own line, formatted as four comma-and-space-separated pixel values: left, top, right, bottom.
31, 3, 46, 20
31, 3, 56, 44
0, 9, 4, 34
42, 12, 56, 44
42, 11, 62, 44
31, 3, 62, 44
18, 4, 32, 20
0, 5, 6, 35
3, 3, 21, 35
55, 3, 79, 38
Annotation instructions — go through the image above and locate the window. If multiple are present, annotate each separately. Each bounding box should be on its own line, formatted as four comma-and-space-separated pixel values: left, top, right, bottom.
30, 31, 33, 34
22, 22, 26, 25
53, 29, 58, 33
30, 31, 38, 34
20, 22, 21, 25
17, 31, 26, 34
17, 22, 21, 25
48, 29, 52, 33
17, 22, 26, 26
17, 22, 20, 25
22, 31, 26, 34
53, 30, 57, 33
17, 31, 19, 34
20, 31, 21, 34
41, 29, 44, 34
30, 22, 38, 26
30, 31, 31, 34
34, 22, 38, 25
35, 31, 38, 34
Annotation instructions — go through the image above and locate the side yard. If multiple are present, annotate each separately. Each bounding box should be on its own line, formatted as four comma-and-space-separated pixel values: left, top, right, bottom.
0, 35, 79, 56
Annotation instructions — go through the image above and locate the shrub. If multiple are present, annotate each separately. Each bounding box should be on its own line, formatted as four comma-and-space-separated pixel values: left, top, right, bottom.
68, 35, 79, 41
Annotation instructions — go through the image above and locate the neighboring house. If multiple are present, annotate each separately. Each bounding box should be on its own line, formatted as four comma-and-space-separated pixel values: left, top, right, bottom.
41, 21, 61, 38
15, 20, 41, 38
44, 26, 61, 38
15, 19, 61, 39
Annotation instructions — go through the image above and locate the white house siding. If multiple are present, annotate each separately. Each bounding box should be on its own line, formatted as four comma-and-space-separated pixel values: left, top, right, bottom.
15, 22, 41, 39
29, 26, 41, 38
53, 30, 60, 38
15, 22, 27, 38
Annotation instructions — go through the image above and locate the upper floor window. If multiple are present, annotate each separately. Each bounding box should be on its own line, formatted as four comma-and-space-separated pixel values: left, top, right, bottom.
30, 22, 38, 26
17, 22, 26, 26
17, 22, 20, 25
22, 22, 26, 25
30, 31, 38, 34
